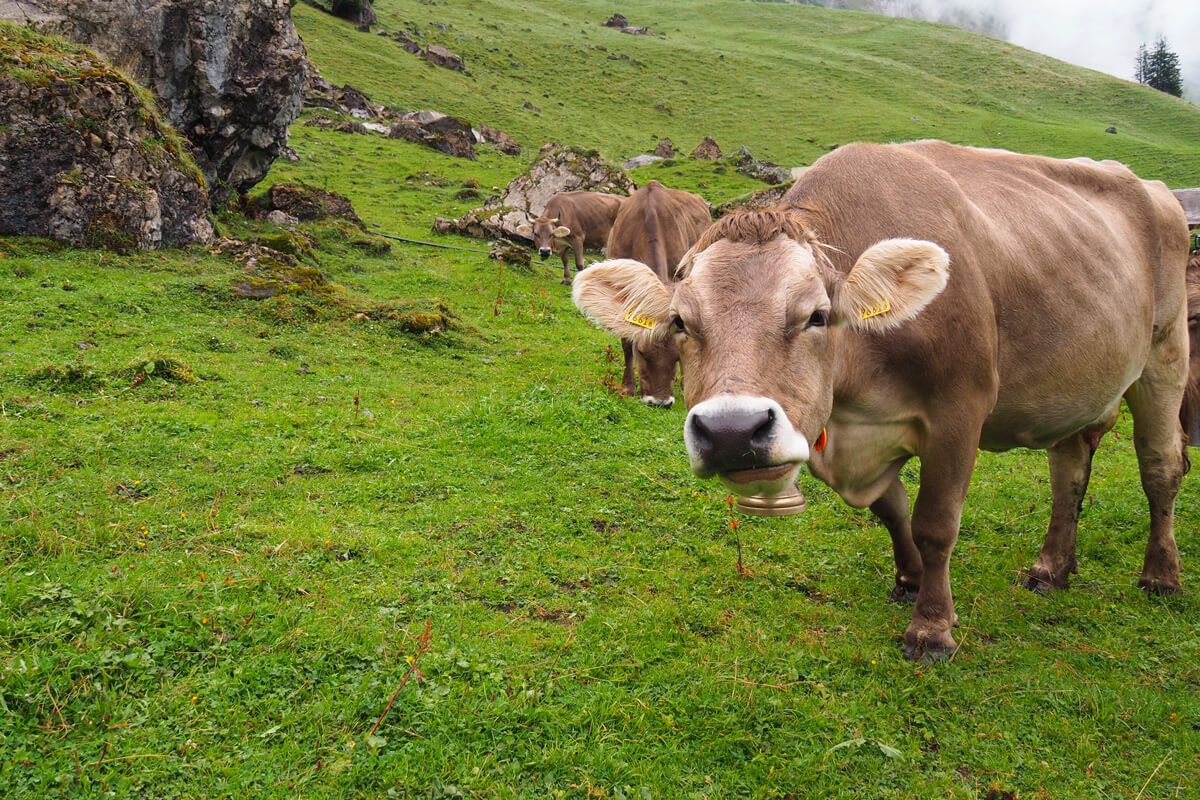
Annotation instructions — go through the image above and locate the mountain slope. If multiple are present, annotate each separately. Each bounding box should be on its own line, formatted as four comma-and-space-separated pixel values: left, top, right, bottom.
294, 0, 1200, 186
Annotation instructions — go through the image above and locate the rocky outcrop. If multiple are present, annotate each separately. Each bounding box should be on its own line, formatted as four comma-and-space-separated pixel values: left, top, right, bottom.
727, 145, 791, 185
603, 13, 655, 35
715, 183, 795, 217
653, 138, 675, 158
0, 24, 212, 248
330, 0, 375, 27
435, 144, 634, 240
389, 111, 475, 159
2, 0, 308, 207
303, 78, 519, 158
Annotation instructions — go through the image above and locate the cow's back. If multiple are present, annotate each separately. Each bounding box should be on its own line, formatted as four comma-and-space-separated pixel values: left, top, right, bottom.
608, 181, 712, 280
784, 141, 1188, 450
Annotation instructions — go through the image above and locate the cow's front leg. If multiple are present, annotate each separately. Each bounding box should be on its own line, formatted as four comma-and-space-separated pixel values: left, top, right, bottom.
870, 476, 923, 602
903, 441, 976, 662
559, 246, 572, 285
566, 238, 586, 285
620, 338, 637, 397
1025, 428, 1105, 592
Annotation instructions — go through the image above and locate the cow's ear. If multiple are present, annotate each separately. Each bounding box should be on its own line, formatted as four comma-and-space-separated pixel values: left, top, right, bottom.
516, 223, 533, 237
832, 239, 949, 333
552, 225, 571, 238
572, 259, 672, 343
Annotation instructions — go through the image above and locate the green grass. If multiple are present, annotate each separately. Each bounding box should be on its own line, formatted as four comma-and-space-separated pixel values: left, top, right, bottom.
4, 3, 1200, 798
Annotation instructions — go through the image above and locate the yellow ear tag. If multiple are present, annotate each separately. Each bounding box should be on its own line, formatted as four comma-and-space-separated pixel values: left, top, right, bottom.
625, 309, 657, 330
860, 300, 892, 321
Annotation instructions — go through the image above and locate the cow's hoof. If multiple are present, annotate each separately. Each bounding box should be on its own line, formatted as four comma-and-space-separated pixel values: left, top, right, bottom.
561, 278, 572, 286
889, 579, 919, 603
901, 627, 958, 663
1138, 576, 1182, 596
1023, 567, 1069, 594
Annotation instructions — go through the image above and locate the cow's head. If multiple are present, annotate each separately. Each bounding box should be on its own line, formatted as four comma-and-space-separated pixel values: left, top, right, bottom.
516, 217, 571, 260
573, 209, 949, 496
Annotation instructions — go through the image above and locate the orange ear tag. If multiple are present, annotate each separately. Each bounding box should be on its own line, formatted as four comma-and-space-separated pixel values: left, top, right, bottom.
814, 428, 827, 452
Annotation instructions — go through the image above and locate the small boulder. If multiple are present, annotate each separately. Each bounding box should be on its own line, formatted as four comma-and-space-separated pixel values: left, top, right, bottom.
423, 45, 464, 72
262, 183, 362, 226
1105, 126, 1118, 134
267, 210, 300, 227
653, 138, 675, 158
691, 136, 722, 160
604, 13, 629, 28
624, 154, 663, 169
480, 125, 522, 156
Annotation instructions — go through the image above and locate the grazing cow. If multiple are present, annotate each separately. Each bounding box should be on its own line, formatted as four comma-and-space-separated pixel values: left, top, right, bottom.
574, 141, 1191, 661
1182, 256, 1200, 444
593, 180, 712, 408
517, 192, 627, 285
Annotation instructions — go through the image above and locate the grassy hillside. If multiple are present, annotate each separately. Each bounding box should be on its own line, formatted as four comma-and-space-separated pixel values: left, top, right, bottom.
4, 3, 1200, 799
295, 0, 1200, 186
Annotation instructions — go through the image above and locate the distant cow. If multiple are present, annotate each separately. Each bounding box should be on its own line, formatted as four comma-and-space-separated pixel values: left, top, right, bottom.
593, 180, 711, 408
517, 192, 626, 285
574, 141, 1191, 661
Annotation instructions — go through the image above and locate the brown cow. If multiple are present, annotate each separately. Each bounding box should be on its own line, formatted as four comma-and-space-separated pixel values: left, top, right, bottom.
517, 192, 626, 285
1182, 256, 1200, 444
574, 141, 1191, 661
593, 180, 711, 408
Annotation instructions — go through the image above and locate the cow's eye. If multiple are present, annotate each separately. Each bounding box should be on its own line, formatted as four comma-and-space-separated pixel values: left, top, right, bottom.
670, 315, 687, 336
806, 309, 829, 329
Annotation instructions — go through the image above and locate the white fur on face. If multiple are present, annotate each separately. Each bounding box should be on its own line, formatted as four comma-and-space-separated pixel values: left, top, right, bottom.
684, 394, 811, 496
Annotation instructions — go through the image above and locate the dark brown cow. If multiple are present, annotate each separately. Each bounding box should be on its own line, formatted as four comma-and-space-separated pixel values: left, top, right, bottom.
590, 180, 711, 408
517, 192, 626, 285
574, 141, 1191, 661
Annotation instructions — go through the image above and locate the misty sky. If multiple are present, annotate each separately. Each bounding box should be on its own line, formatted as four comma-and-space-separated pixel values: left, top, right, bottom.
901, 0, 1200, 101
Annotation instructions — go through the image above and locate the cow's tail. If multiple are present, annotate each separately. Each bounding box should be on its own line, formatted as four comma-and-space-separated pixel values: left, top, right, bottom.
643, 184, 670, 282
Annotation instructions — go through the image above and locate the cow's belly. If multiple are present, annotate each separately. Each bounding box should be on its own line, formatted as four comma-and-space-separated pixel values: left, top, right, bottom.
979, 343, 1146, 451
808, 417, 919, 508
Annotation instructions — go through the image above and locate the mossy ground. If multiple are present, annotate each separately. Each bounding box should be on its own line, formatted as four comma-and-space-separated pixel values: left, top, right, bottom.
3, 3, 1200, 798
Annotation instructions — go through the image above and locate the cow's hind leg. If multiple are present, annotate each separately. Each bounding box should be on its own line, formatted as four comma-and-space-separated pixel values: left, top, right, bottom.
870, 476, 923, 602
1125, 332, 1188, 595
1025, 425, 1110, 592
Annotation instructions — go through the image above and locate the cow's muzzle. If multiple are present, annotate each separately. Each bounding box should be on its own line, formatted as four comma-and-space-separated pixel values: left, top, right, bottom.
538, 248, 552, 259
684, 395, 809, 496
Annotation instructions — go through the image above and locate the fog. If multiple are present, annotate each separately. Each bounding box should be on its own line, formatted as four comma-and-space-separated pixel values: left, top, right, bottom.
882, 0, 1200, 103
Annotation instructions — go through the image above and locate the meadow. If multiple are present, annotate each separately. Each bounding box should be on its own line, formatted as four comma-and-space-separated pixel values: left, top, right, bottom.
3, 1, 1200, 797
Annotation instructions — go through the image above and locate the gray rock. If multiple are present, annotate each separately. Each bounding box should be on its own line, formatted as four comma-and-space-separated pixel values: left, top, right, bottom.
0, 26, 212, 248
623, 154, 663, 169
266, 210, 300, 226
2, 0, 307, 207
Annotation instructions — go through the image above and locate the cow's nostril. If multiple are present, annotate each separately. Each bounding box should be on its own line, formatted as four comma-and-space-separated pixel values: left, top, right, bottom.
751, 411, 776, 448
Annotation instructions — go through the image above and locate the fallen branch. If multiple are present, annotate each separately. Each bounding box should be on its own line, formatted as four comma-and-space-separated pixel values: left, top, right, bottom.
368, 621, 433, 737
